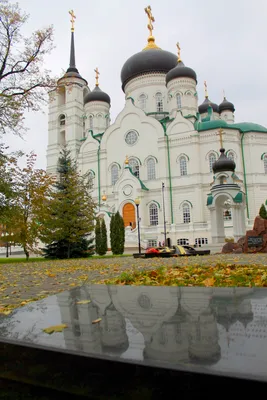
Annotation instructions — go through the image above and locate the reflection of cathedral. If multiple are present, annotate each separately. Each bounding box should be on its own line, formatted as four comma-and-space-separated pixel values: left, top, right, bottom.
47, 7, 267, 248
57, 285, 259, 370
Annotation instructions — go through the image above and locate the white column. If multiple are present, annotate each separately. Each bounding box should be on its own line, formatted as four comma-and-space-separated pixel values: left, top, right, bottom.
209, 206, 225, 243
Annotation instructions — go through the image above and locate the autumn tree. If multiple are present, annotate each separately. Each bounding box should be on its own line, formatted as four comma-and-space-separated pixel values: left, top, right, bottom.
3, 152, 54, 260
0, 0, 56, 136
41, 148, 95, 259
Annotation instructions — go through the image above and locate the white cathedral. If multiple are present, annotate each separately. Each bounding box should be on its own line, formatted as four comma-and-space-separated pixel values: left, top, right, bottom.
47, 7, 267, 249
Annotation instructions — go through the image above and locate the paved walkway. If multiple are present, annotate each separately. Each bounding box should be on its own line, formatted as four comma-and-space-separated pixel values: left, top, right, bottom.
0, 253, 266, 314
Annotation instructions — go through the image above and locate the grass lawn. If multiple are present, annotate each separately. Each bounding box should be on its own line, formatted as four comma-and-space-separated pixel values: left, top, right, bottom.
0, 254, 132, 264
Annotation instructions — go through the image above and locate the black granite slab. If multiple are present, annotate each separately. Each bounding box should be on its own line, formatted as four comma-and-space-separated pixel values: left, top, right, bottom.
1, 285, 267, 398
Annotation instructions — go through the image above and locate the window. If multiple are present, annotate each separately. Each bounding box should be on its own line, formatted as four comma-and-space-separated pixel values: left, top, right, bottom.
183, 203, 190, 223
88, 171, 94, 189
176, 94, 182, 109
89, 115, 93, 129
59, 114, 65, 126
129, 158, 139, 178
223, 210, 232, 221
155, 92, 163, 112
195, 238, 208, 247
209, 153, 216, 172
177, 238, 189, 246
111, 164, 119, 185
147, 158, 156, 180
264, 155, 267, 174
148, 239, 157, 248
139, 94, 146, 110
125, 130, 138, 145
228, 151, 235, 161
149, 203, 158, 225
106, 116, 109, 128
180, 156, 187, 176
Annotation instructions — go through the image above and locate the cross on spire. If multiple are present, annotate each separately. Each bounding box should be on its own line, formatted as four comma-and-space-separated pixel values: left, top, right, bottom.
69, 10, 76, 32
176, 42, 182, 62
204, 80, 208, 98
217, 128, 225, 149
94, 67, 100, 86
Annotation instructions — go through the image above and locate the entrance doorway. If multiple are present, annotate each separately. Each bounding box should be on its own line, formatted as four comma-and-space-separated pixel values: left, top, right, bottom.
123, 203, 136, 229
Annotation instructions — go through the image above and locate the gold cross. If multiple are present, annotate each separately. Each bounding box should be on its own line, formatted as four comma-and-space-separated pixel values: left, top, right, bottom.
69, 10, 76, 32
217, 128, 225, 149
145, 5, 155, 36
176, 42, 181, 62
204, 80, 208, 98
94, 67, 100, 86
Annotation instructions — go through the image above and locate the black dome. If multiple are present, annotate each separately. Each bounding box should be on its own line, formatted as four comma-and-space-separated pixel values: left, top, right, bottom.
84, 86, 110, 105
198, 97, 219, 114
219, 97, 235, 113
212, 148, 236, 174
166, 61, 197, 84
121, 48, 177, 91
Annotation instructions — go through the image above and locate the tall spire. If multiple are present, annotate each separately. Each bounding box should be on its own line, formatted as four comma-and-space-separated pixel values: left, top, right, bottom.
67, 10, 78, 74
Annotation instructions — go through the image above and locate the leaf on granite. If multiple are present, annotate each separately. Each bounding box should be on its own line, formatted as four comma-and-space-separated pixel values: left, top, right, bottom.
92, 318, 101, 324
43, 324, 68, 334
76, 300, 91, 304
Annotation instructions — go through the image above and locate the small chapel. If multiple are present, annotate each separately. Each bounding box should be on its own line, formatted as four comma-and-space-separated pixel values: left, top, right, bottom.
47, 6, 267, 248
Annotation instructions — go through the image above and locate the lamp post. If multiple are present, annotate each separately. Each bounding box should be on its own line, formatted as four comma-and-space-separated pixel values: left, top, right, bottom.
162, 182, 167, 245
1, 232, 9, 258
134, 198, 141, 254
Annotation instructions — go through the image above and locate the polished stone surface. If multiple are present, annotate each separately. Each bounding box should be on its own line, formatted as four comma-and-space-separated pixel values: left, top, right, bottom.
1, 285, 267, 382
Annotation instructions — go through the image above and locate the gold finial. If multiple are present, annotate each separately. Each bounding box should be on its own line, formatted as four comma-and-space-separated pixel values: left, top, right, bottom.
143, 5, 160, 50
69, 10, 76, 32
94, 67, 100, 87
125, 155, 129, 165
102, 192, 107, 202
204, 80, 208, 98
217, 128, 225, 149
176, 42, 182, 62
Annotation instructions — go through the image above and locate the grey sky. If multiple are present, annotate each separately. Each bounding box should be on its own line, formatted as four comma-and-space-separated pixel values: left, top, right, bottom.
5, 0, 267, 169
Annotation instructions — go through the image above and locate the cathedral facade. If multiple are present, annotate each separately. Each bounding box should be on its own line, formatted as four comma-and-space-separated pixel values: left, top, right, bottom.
47, 8, 267, 248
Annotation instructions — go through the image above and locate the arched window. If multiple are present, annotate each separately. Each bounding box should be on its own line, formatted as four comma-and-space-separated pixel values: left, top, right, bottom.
98, 114, 103, 129
155, 92, 163, 112
139, 94, 146, 110
183, 203, 191, 223
129, 158, 139, 178
59, 114, 65, 126
223, 209, 232, 221
176, 94, 182, 109
209, 153, 216, 172
149, 203, 158, 225
147, 158, 156, 180
106, 116, 109, 128
228, 151, 235, 161
89, 115, 93, 129
179, 156, 187, 176
264, 155, 267, 174
88, 171, 94, 189
111, 164, 119, 185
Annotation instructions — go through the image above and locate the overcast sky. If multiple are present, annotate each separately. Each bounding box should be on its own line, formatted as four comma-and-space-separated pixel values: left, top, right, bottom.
5, 0, 267, 169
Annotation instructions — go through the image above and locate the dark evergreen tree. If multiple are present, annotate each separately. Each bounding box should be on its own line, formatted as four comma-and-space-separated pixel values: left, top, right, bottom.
95, 218, 101, 255
110, 213, 115, 253
259, 204, 267, 219
41, 147, 95, 258
111, 211, 125, 255
99, 219, 107, 255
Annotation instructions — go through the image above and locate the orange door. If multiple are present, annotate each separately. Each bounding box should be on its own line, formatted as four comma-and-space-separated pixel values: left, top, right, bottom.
123, 203, 136, 229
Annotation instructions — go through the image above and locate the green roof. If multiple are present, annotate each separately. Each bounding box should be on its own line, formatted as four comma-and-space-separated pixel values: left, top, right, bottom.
207, 194, 213, 206
126, 167, 149, 191
233, 192, 243, 203
195, 119, 267, 134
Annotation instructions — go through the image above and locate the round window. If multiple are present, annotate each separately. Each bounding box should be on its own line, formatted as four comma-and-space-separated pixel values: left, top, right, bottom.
125, 131, 138, 145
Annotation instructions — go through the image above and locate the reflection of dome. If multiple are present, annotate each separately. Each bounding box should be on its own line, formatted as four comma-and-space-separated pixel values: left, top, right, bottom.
198, 97, 219, 114
121, 48, 177, 91
84, 85, 111, 105
237, 312, 254, 328
166, 61, 197, 84
212, 148, 236, 173
219, 97, 235, 113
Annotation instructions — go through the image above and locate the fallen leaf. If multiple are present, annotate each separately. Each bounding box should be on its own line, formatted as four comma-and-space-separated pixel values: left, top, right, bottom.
203, 278, 216, 287
76, 300, 91, 305
43, 324, 68, 334
92, 318, 101, 324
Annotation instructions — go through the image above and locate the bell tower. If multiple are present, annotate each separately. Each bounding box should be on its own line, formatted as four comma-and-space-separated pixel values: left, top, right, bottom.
47, 10, 89, 173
